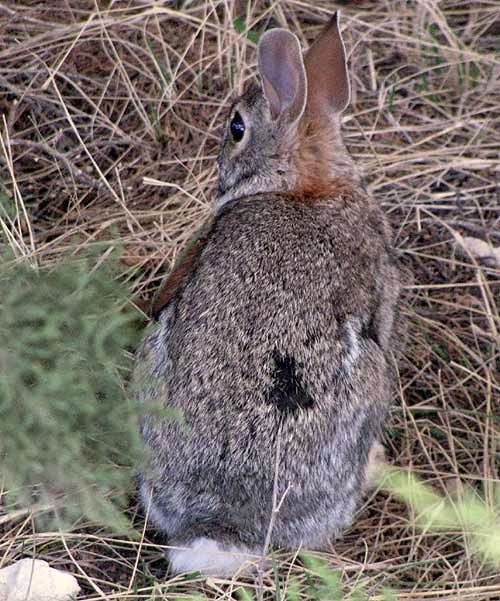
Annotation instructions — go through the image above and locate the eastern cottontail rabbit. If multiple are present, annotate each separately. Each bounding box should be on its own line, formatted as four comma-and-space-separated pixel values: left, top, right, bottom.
134, 13, 404, 577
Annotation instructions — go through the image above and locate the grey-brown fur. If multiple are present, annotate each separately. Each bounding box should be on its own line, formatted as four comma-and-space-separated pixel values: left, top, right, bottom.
134, 13, 405, 575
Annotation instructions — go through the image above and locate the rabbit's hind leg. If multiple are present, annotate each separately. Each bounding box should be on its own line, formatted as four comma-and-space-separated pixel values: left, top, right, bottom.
168, 538, 261, 577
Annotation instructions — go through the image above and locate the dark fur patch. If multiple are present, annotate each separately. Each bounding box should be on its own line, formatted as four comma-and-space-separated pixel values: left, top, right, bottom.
218, 434, 230, 463
361, 316, 379, 345
361, 304, 380, 345
267, 352, 314, 414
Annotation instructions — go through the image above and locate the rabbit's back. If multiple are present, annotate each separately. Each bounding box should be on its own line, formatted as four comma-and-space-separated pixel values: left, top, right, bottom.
138, 193, 399, 549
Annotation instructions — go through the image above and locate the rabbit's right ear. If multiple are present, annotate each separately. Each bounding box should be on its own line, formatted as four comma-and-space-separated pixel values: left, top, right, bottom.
304, 13, 350, 116
258, 29, 307, 125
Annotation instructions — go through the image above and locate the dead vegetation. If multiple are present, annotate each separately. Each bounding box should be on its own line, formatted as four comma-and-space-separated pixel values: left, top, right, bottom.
0, 0, 499, 599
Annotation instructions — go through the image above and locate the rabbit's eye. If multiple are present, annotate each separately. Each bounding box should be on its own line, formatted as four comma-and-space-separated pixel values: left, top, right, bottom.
230, 111, 245, 142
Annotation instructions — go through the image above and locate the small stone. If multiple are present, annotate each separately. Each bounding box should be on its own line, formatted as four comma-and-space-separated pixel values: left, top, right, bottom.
0, 558, 80, 601
454, 231, 500, 268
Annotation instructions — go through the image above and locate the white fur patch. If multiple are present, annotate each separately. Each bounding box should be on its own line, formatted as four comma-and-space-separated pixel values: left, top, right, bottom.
168, 537, 259, 577
343, 321, 360, 372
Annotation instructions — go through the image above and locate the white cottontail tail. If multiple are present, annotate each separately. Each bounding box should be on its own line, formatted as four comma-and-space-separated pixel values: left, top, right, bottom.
134, 13, 404, 577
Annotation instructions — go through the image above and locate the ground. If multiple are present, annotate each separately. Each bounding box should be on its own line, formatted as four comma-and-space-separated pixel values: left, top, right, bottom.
0, 1, 499, 599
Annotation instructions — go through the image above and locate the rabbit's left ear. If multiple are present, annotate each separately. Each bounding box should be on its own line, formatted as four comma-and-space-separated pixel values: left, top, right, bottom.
304, 12, 350, 116
258, 29, 307, 125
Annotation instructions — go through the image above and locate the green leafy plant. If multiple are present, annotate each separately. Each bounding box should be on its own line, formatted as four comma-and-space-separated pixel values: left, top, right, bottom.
0, 249, 144, 532
381, 468, 500, 567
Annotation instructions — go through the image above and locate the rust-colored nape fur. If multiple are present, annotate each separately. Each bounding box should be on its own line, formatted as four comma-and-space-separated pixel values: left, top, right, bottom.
291, 115, 358, 201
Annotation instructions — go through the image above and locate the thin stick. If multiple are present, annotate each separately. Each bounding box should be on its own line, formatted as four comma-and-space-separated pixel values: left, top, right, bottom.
256, 423, 292, 601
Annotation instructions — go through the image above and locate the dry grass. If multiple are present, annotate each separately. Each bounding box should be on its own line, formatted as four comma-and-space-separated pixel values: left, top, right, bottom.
1, 0, 499, 599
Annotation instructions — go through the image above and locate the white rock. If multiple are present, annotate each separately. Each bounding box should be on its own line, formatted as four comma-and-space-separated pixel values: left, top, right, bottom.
0, 558, 80, 601
453, 231, 500, 268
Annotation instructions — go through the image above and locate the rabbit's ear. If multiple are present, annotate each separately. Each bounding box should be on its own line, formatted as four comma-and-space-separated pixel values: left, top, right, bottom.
304, 12, 350, 116
258, 29, 307, 124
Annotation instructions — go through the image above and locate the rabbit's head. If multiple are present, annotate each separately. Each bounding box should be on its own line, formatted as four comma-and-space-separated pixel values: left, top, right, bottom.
217, 13, 360, 208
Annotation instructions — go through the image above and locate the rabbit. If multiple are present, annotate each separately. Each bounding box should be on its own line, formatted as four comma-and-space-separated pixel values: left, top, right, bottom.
133, 12, 405, 577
